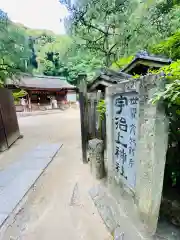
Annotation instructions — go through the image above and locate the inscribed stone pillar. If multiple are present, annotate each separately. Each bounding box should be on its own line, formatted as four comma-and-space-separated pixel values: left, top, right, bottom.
88, 138, 105, 179
105, 75, 169, 237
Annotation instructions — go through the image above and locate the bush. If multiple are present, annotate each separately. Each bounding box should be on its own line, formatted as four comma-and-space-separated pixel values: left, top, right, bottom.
151, 61, 180, 189
150, 31, 180, 60
110, 56, 134, 70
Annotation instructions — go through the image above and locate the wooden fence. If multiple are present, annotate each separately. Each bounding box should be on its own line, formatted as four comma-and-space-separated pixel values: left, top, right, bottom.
79, 78, 106, 163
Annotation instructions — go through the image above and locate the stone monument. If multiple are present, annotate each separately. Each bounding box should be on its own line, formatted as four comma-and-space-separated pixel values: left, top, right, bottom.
106, 74, 169, 237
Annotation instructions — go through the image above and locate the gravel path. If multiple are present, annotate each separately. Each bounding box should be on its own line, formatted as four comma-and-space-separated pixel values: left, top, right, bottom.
0, 109, 110, 240
0, 110, 71, 170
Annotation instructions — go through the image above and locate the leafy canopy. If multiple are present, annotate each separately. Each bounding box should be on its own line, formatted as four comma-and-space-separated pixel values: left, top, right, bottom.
0, 9, 31, 85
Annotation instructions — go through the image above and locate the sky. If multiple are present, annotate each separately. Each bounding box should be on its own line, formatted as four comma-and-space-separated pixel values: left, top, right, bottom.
0, 0, 68, 34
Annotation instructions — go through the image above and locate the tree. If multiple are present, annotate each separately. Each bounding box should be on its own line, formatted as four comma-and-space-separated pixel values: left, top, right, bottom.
150, 31, 180, 60
0, 9, 31, 85
27, 29, 72, 76
121, 1, 180, 56
63, 44, 104, 84
61, 0, 138, 67
61, 0, 180, 68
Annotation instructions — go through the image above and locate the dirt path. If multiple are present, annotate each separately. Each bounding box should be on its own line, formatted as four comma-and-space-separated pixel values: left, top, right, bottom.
0, 109, 111, 240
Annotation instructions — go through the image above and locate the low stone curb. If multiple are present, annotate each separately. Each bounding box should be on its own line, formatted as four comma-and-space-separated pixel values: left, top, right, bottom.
17, 110, 65, 118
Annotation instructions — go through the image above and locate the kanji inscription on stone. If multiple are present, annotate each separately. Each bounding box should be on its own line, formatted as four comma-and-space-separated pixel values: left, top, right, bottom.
113, 92, 139, 189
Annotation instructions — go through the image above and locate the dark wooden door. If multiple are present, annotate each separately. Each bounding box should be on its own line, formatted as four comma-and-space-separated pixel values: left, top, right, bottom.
0, 105, 8, 151
0, 88, 20, 151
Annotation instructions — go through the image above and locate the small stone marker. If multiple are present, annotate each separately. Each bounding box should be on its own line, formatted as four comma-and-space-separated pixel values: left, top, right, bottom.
88, 138, 105, 179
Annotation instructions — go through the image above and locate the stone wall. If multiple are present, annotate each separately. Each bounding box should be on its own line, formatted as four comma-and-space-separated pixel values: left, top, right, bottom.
105, 74, 169, 237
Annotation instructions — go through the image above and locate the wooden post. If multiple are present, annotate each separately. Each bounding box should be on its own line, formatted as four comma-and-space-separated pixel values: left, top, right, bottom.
79, 74, 88, 163
96, 91, 102, 139
27, 91, 32, 112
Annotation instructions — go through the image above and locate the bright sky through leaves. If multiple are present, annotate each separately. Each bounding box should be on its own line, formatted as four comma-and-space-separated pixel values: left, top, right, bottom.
0, 0, 68, 34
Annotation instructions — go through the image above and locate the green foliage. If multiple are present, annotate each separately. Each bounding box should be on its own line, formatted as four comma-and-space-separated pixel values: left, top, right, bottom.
111, 56, 134, 70
0, 10, 32, 84
127, 2, 180, 55
150, 31, 180, 60
25, 27, 102, 85
171, 171, 180, 187
96, 99, 106, 130
62, 0, 180, 67
64, 45, 104, 84
97, 99, 106, 120
132, 74, 141, 79
150, 60, 180, 188
29, 30, 72, 77
63, 0, 138, 66
2, 0, 180, 86
151, 60, 180, 82
151, 79, 180, 107
13, 90, 27, 100
4, 0, 180, 86
13, 90, 27, 104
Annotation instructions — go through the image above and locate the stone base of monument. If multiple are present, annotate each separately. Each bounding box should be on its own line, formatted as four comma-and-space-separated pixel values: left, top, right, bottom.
89, 185, 149, 240
89, 184, 180, 240
88, 139, 105, 180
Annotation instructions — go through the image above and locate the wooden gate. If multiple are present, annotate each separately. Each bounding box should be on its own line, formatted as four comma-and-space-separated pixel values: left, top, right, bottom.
79, 77, 106, 163
0, 88, 20, 151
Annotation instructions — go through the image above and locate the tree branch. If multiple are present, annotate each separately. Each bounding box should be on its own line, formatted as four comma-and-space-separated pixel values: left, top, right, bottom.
81, 35, 104, 44
108, 42, 118, 54
79, 18, 107, 35
80, 40, 107, 54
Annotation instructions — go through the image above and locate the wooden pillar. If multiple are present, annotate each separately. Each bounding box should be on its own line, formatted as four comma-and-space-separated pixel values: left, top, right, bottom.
27, 91, 32, 112
79, 74, 88, 163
